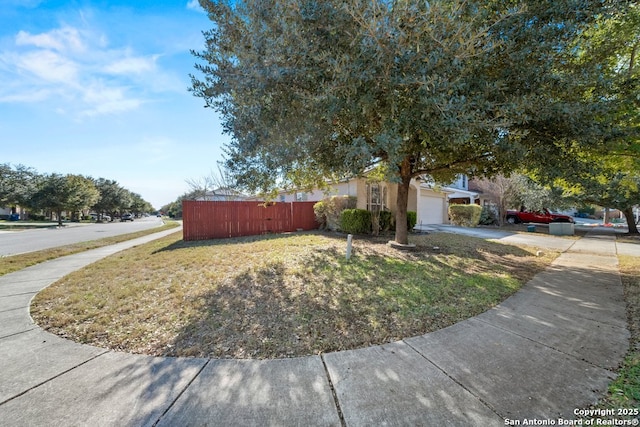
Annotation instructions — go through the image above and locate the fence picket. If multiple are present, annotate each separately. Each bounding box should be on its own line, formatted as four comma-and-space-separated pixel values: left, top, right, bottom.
182, 201, 318, 241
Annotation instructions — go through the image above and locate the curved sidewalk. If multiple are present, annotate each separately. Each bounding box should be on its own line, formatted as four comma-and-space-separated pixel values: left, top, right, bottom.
0, 229, 631, 426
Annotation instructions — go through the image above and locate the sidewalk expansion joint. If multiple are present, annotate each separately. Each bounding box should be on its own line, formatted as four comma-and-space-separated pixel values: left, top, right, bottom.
0, 305, 29, 314
0, 350, 109, 407
0, 327, 38, 341
320, 355, 347, 427
0, 291, 37, 299
152, 358, 210, 427
473, 317, 619, 372
403, 339, 504, 420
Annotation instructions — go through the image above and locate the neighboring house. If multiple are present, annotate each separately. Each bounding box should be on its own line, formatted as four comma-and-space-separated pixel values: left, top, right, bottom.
446, 175, 481, 205
0, 205, 27, 220
467, 179, 500, 213
195, 188, 253, 202
0, 206, 12, 220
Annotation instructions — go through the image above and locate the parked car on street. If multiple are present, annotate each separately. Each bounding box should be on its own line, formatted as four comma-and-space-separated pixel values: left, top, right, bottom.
506, 208, 575, 224
120, 213, 134, 222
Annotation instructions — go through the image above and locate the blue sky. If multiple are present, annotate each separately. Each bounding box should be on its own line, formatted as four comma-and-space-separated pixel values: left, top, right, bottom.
0, 0, 229, 209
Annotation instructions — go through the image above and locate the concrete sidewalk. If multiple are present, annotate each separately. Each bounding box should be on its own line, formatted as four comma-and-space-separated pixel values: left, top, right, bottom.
0, 229, 632, 426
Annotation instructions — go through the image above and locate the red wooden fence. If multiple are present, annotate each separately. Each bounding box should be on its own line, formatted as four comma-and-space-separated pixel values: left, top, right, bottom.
182, 200, 319, 241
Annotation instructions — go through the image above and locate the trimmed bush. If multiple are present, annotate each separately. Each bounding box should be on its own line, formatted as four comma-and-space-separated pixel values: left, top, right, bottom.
448, 204, 483, 227
314, 196, 356, 231
479, 206, 498, 225
371, 210, 394, 235
340, 209, 372, 234
379, 210, 395, 232
407, 211, 417, 230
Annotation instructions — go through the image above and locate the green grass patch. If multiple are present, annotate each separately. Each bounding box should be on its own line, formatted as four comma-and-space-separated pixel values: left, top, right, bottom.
0, 221, 180, 276
31, 231, 558, 359
587, 254, 640, 412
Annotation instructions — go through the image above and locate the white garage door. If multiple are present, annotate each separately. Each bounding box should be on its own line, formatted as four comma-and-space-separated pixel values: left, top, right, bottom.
417, 192, 445, 225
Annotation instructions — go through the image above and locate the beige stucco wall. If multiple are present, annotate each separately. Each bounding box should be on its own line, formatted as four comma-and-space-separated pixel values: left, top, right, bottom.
354, 178, 367, 210
380, 181, 418, 214
278, 177, 429, 221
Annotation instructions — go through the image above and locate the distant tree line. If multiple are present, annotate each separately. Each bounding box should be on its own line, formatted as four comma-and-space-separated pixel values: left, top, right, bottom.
0, 163, 154, 226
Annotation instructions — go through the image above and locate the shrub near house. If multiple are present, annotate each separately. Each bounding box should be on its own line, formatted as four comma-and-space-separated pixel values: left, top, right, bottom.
313, 196, 356, 231
340, 209, 372, 234
449, 204, 483, 227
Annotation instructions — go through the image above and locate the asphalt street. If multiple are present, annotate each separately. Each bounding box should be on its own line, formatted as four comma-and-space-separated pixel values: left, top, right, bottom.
0, 217, 166, 256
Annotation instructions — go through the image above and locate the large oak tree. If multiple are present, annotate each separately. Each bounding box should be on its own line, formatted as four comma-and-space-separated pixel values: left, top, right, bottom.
192, 0, 610, 244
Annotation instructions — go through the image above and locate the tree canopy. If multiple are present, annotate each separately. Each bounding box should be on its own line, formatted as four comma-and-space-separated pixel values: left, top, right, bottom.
192, 0, 619, 243
0, 163, 154, 222
522, 2, 640, 233
0, 164, 39, 211
31, 174, 99, 226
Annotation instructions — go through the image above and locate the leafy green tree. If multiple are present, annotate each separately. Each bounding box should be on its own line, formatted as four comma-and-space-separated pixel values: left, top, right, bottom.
472, 174, 527, 226
66, 175, 100, 220
192, 0, 607, 244
550, 154, 640, 233
161, 198, 184, 219
92, 178, 127, 221
0, 163, 40, 216
127, 192, 153, 216
525, 3, 640, 234
31, 174, 99, 226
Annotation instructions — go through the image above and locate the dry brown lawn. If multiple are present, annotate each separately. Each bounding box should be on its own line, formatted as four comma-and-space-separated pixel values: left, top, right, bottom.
31, 231, 558, 359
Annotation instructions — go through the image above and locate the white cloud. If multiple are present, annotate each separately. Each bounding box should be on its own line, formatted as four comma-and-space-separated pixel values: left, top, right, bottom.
16, 50, 79, 82
1, 23, 175, 118
105, 55, 158, 75
16, 27, 85, 53
186, 0, 204, 13
0, 88, 51, 103
80, 83, 144, 116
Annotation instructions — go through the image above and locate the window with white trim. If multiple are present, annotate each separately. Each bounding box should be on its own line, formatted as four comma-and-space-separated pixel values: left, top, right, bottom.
366, 183, 387, 212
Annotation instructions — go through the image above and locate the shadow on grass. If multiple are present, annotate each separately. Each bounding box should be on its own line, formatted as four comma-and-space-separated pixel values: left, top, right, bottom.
164, 234, 539, 359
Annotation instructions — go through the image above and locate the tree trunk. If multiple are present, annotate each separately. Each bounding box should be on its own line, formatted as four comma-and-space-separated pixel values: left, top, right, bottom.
56, 209, 63, 227
394, 158, 412, 245
623, 207, 639, 235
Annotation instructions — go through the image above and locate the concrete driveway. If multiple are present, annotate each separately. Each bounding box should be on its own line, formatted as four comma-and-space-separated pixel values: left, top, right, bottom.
419, 224, 577, 251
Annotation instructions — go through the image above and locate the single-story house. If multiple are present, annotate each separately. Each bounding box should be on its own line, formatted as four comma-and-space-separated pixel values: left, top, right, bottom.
0, 205, 27, 220
277, 175, 479, 227
0, 206, 12, 220
195, 188, 254, 202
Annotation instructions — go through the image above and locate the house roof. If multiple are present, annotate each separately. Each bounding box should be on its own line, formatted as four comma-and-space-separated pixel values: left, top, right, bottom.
446, 188, 480, 199
417, 181, 457, 195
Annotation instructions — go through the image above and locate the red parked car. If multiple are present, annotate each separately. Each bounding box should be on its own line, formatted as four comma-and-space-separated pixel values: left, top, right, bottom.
505, 208, 575, 224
